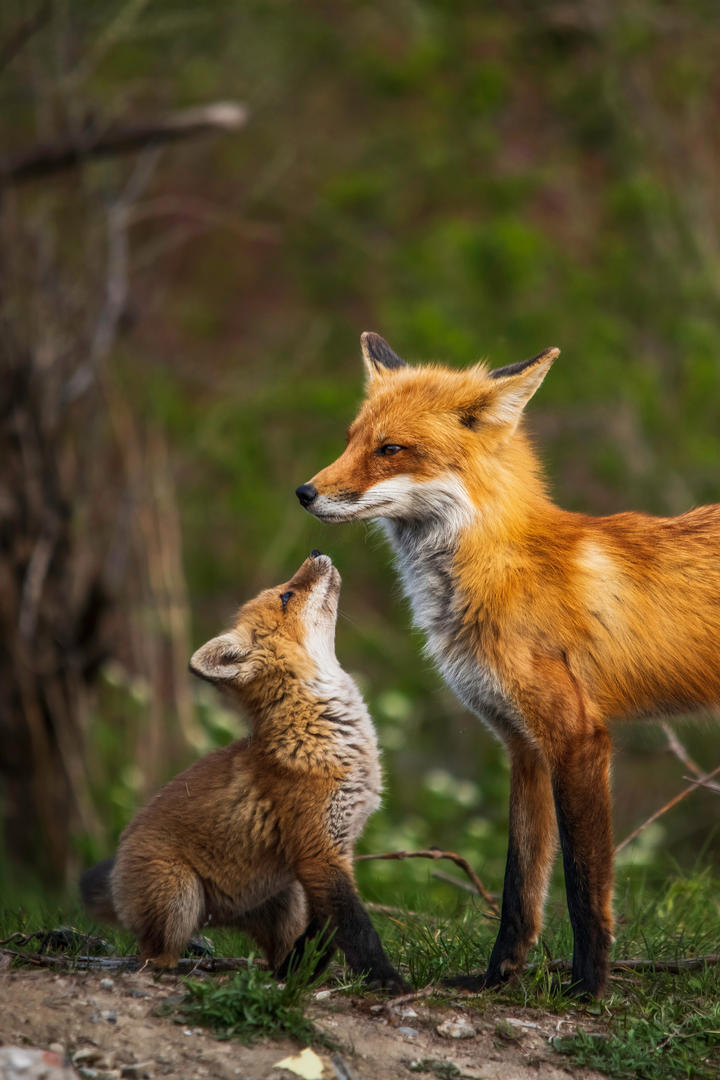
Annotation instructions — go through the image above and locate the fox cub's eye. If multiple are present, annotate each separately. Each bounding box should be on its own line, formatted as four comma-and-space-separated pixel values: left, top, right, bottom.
376, 444, 404, 457
280, 591, 294, 609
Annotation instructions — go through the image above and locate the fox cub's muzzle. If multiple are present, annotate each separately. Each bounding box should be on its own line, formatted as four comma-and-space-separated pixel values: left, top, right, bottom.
286, 550, 339, 592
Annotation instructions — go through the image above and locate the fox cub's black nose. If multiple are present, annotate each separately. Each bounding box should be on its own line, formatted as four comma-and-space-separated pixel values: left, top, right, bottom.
310, 549, 323, 558
296, 483, 318, 508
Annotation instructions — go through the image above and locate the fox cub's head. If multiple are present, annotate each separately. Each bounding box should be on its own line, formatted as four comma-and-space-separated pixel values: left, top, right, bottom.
296, 332, 558, 525
189, 552, 341, 692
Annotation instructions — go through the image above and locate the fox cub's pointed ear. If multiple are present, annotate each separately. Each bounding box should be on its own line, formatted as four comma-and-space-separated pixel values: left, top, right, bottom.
485, 346, 558, 429
361, 331, 406, 384
189, 631, 256, 684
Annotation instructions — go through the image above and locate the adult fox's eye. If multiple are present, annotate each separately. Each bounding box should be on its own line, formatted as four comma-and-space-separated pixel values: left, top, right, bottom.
376, 444, 404, 457
280, 591, 294, 608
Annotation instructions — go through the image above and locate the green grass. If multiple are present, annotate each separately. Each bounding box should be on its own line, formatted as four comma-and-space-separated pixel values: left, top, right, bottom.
554, 992, 720, 1080
365, 868, 720, 1078
2, 870, 719, 1074
174, 934, 334, 1046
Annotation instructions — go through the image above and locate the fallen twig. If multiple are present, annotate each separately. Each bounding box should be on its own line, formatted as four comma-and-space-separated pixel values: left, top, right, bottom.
615, 762, 720, 854
0, 948, 253, 974
356, 848, 499, 915
380, 985, 439, 1013
528, 954, 720, 976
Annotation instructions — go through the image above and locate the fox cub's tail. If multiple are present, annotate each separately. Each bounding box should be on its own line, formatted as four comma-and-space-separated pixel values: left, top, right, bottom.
80, 857, 118, 924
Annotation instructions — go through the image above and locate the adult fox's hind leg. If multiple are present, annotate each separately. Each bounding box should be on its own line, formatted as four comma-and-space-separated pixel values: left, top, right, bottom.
522, 656, 614, 998
550, 723, 614, 997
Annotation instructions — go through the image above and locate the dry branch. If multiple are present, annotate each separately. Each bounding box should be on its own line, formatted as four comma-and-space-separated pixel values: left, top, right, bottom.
4, 945, 718, 985
356, 848, 499, 915
532, 954, 720, 976
0, 948, 253, 974
2, 102, 248, 184
615, 762, 720, 855
661, 720, 703, 777
683, 774, 720, 795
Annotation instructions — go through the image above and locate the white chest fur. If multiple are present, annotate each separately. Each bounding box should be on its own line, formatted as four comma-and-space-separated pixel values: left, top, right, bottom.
383, 518, 520, 740
308, 665, 382, 850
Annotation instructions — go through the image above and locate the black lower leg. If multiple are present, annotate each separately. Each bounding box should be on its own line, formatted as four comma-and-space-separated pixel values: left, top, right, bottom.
554, 793, 612, 998
324, 876, 407, 992
445, 833, 531, 992
274, 916, 335, 981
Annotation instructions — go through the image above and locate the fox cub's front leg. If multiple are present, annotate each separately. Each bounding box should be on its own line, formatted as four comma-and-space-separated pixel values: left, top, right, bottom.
289, 854, 407, 993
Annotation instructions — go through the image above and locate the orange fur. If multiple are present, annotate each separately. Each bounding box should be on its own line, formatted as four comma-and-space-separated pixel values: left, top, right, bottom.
81, 553, 405, 991
297, 333, 720, 997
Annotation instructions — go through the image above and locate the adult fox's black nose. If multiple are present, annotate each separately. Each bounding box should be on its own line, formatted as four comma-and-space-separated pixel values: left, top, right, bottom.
296, 483, 318, 508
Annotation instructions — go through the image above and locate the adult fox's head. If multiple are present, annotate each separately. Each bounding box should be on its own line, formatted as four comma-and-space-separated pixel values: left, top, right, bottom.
296, 332, 558, 526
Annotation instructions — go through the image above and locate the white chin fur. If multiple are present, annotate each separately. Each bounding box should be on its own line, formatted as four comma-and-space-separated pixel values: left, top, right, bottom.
311, 473, 475, 530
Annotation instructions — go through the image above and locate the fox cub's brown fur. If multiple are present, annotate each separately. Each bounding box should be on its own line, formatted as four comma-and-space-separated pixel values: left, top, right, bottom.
297, 332, 720, 999
81, 552, 404, 991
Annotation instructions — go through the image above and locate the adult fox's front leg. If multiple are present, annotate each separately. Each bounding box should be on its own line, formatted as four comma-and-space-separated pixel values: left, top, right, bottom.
523, 656, 615, 998
448, 732, 557, 991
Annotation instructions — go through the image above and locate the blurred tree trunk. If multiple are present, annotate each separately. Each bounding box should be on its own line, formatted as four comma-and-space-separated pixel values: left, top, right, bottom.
0, 2, 246, 883
0, 169, 200, 885
0, 354, 105, 878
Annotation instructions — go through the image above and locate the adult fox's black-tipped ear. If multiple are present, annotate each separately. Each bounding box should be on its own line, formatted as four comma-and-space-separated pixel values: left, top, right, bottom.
189, 631, 255, 684
361, 331, 407, 383
489, 346, 559, 383
484, 346, 559, 431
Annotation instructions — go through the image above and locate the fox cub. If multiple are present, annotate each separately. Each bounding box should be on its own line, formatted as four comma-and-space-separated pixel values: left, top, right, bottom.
296, 332, 720, 998
81, 551, 404, 991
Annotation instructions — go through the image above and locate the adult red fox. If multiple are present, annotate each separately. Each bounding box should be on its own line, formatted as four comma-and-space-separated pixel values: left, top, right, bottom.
81, 552, 405, 992
296, 332, 720, 998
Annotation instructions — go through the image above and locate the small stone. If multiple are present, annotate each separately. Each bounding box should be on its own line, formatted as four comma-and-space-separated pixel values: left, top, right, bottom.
100, 978, 114, 990
396, 1026, 419, 1038
436, 1016, 476, 1039
0, 1047, 76, 1079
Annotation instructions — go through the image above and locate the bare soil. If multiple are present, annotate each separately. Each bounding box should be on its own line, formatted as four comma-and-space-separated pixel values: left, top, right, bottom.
0, 965, 607, 1080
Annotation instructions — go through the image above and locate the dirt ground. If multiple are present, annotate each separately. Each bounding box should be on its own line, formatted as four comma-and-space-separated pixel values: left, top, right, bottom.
0, 965, 607, 1080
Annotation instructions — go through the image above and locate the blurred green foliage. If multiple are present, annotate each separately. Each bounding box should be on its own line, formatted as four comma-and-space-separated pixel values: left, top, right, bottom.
2, 0, 720, 899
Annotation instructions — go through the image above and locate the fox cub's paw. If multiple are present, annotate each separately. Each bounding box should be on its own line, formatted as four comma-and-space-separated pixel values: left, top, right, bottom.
366, 970, 410, 995
442, 971, 492, 993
